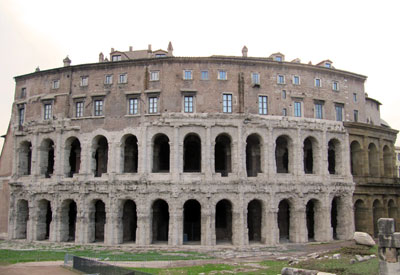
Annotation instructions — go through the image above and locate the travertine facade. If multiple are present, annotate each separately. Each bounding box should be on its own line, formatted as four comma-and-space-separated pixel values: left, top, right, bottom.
1, 43, 398, 246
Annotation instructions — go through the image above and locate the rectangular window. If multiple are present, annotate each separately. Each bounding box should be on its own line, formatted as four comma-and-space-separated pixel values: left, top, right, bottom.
252, 73, 260, 85
335, 105, 343, 121
148, 97, 158, 114
119, 74, 127, 84
354, 110, 359, 122
105, 75, 113, 85
282, 108, 287, 116
44, 103, 52, 120
282, 90, 286, 99
398, 153, 400, 161
353, 93, 357, 102
201, 70, 209, 80
52, 80, 60, 89
218, 70, 227, 80
277, 74, 285, 84
332, 81, 339, 91
18, 106, 25, 126
293, 75, 300, 85
20, 87, 26, 99
184, 96, 194, 113
275, 56, 282, 62
258, 96, 268, 115
315, 78, 321, 87
294, 101, 302, 117
222, 94, 232, 113
128, 98, 138, 115
80, 76, 88, 87
76, 101, 84, 117
94, 99, 103, 116
150, 71, 159, 81
112, 55, 121, 61
183, 70, 192, 80
315, 103, 323, 119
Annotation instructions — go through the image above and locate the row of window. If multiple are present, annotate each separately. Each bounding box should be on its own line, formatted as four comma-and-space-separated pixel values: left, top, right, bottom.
17, 94, 358, 123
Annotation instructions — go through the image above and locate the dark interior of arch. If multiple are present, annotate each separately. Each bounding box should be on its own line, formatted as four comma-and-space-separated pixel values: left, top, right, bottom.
183, 135, 201, 172
303, 138, 313, 174
45, 140, 55, 178
215, 199, 232, 242
16, 200, 29, 239
247, 200, 262, 242
331, 197, 338, 239
306, 200, 315, 240
153, 135, 170, 172
123, 200, 137, 242
68, 201, 77, 241
350, 141, 362, 176
152, 200, 169, 242
354, 200, 368, 232
183, 200, 201, 242
95, 200, 106, 242
278, 200, 290, 241
373, 200, 384, 237
246, 135, 261, 177
95, 137, 108, 177
124, 136, 138, 173
20, 142, 32, 175
215, 135, 232, 177
328, 140, 336, 174
276, 136, 289, 173
69, 138, 81, 177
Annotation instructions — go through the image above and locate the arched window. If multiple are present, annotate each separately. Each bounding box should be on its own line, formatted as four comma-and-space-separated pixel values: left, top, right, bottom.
247, 199, 262, 242
122, 135, 138, 173
152, 199, 169, 243
183, 134, 201, 172
368, 143, 379, 176
350, 141, 362, 176
215, 134, 232, 177
39, 138, 55, 178
215, 199, 232, 243
246, 134, 262, 177
18, 141, 32, 175
275, 136, 291, 173
383, 145, 393, 177
152, 134, 170, 172
92, 136, 108, 177
183, 199, 201, 243
65, 137, 81, 177
328, 139, 341, 175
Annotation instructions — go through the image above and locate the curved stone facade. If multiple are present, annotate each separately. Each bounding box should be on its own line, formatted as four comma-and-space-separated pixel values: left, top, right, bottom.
4, 45, 397, 246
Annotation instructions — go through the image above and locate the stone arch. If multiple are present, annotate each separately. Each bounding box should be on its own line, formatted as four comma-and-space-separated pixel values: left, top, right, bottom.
306, 199, 323, 241
388, 199, 398, 225
373, 199, 385, 237
18, 141, 32, 175
383, 145, 393, 177
39, 138, 55, 178
246, 134, 262, 177
303, 136, 318, 174
36, 199, 52, 240
354, 199, 368, 233
331, 196, 347, 240
151, 199, 169, 243
368, 143, 379, 176
215, 199, 232, 243
328, 139, 341, 175
275, 135, 292, 173
88, 200, 106, 242
278, 199, 291, 242
350, 140, 362, 176
215, 134, 232, 177
121, 134, 138, 173
65, 137, 81, 177
92, 135, 108, 177
247, 199, 262, 242
122, 200, 137, 243
60, 199, 77, 242
183, 199, 201, 243
183, 133, 201, 172
152, 134, 170, 173
15, 199, 29, 239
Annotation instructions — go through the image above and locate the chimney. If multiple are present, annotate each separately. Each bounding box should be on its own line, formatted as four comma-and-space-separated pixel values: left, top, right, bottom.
35, 66, 40, 72
99, 52, 104, 62
242, 46, 248, 57
63, 56, 71, 67
167, 41, 173, 56
129, 46, 133, 51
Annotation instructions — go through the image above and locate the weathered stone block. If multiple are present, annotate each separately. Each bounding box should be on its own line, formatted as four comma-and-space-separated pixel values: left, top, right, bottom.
378, 218, 395, 235
354, 232, 375, 246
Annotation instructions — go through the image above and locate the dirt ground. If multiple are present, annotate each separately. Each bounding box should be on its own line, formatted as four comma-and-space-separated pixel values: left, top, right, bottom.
0, 264, 78, 275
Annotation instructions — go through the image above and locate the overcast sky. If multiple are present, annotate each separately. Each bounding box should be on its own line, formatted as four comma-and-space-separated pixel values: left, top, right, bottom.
1, 0, 399, 150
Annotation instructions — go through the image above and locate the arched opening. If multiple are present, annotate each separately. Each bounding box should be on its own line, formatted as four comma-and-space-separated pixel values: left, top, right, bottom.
15, 199, 29, 239
383, 146, 393, 177
354, 199, 368, 233
152, 199, 169, 243
94, 200, 106, 242
215, 199, 232, 243
18, 141, 32, 175
388, 200, 398, 224
215, 134, 232, 177
331, 197, 338, 240
39, 139, 55, 178
306, 200, 316, 241
373, 200, 384, 237
65, 137, 81, 177
246, 134, 262, 177
183, 134, 201, 172
247, 199, 262, 242
93, 136, 108, 177
183, 199, 201, 243
350, 141, 362, 176
303, 137, 316, 174
275, 136, 290, 173
328, 139, 340, 175
36, 199, 52, 240
152, 134, 170, 172
122, 200, 137, 243
368, 143, 379, 176
123, 135, 138, 173
60, 200, 77, 242
278, 199, 290, 242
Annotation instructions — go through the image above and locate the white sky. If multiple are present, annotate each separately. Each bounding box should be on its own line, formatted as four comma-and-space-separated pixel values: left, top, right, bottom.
0, 0, 399, 150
